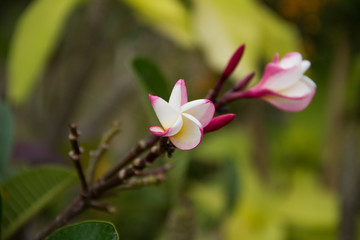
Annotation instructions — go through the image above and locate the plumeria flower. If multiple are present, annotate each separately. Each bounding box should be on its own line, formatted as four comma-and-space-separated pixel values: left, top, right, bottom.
149, 79, 215, 150
232, 52, 316, 112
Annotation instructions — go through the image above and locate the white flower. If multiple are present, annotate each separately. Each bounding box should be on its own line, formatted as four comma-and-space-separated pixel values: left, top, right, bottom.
149, 79, 215, 150
244, 52, 316, 112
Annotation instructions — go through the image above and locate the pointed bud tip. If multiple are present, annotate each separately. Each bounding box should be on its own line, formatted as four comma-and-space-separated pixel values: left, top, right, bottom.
221, 44, 246, 80
204, 114, 236, 133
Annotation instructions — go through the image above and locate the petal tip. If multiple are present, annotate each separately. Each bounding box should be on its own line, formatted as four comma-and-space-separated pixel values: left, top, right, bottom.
148, 94, 159, 105
176, 79, 185, 86
149, 126, 167, 136
204, 113, 236, 133
273, 53, 280, 63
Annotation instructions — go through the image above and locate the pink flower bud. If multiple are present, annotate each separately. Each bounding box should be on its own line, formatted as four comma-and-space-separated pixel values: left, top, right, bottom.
221, 44, 245, 81
204, 114, 235, 133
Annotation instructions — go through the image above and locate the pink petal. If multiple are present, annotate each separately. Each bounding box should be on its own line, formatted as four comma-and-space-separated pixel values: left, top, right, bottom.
273, 53, 279, 63
261, 77, 316, 112
149, 126, 168, 136
169, 79, 188, 110
204, 114, 235, 133
280, 76, 315, 97
181, 99, 215, 127
256, 52, 307, 91
169, 113, 203, 150
257, 63, 301, 91
149, 94, 180, 129
149, 115, 183, 137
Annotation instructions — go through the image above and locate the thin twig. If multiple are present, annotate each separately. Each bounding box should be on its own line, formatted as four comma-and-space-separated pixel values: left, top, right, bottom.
117, 173, 167, 191
99, 134, 160, 181
68, 124, 88, 194
89, 200, 116, 213
93, 144, 163, 193
137, 163, 173, 176
87, 121, 121, 183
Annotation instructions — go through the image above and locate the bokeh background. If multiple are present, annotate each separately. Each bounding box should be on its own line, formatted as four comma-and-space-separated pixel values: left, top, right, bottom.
1, 0, 360, 239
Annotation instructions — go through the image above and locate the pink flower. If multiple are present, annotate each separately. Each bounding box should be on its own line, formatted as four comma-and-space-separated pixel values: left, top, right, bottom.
242, 52, 316, 112
149, 79, 215, 150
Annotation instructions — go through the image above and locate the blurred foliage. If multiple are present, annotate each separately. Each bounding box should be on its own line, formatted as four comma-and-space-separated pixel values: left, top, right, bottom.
0, 192, 2, 237
131, 57, 170, 100
0, 167, 75, 239
1, 0, 359, 239
193, 128, 338, 240
123, 0, 301, 79
46, 221, 119, 240
121, 0, 194, 48
7, 0, 85, 104
0, 102, 13, 176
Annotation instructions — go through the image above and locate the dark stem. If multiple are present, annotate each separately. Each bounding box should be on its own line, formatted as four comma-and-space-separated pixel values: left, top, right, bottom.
93, 144, 163, 194
33, 196, 87, 240
99, 134, 160, 181
68, 124, 88, 194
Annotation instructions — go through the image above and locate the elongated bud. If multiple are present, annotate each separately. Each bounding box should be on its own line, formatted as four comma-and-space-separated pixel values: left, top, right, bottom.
232, 72, 255, 92
221, 44, 245, 81
204, 114, 235, 133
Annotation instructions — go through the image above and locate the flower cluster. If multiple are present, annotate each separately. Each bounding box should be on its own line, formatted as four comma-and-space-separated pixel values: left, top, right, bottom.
149, 47, 316, 150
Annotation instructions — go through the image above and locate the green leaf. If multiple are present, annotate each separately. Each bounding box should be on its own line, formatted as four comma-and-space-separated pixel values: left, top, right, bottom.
0, 103, 13, 177
131, 57, 170, 99
1, 166, 75, 239
46, 221, 119, 240
8, 0, 85, 104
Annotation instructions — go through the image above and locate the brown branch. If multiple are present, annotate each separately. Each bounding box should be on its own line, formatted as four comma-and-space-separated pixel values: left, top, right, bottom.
137, 163, 173, 176
34, 196, 87, 240
93, 145, 163, 194
99, 134, 160, 181
117, 173, 168, 191
89, 200, 116, 213
68, 124, 88, 194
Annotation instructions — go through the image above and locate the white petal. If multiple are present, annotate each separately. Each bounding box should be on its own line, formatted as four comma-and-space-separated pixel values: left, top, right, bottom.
279, 52, 302, 68
263, 92, 315, 112
149, 94, 180, 129
280, 76, 315, 97
149, 115, 183, 136
169, 79, 188, 110
261, 63, 302, 91
165, 115, 183, 136
181, 99, 215, 127
262, 76, 316, 112
301, 60, 311, 73
169, 113, 203, 150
